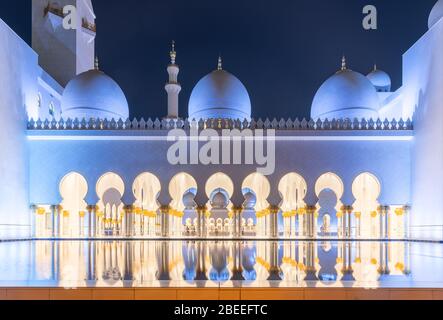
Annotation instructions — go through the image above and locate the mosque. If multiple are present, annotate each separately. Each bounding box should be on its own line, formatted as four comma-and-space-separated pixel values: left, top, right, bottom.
1, 0, 443, 242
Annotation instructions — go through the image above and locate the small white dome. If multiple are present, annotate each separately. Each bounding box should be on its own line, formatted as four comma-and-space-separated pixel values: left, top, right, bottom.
189, 66, 251, 120
367, 67, 391, 92
62, 69, 129, 120
243, 192, 257, 210
182, 191, 197, 210
210, 190, 230, 209
429, 0, 443, 29
311, 62, 380, 120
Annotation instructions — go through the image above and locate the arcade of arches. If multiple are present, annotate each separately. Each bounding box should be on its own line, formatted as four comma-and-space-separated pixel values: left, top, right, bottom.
32, 171, 410, 239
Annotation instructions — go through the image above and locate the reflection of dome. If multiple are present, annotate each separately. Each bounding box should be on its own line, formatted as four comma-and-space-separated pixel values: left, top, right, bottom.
243, 192, 257, 210
367, 66, 391, 92
188, 59, 251, 120
311, 58, 380, 120
210, 189, 230, 209
429, 0, 443, 29
182, 191, 197, 209
62, 68, 129, 120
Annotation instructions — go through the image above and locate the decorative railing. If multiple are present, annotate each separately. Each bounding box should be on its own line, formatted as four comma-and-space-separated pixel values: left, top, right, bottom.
27, 117, 413, 131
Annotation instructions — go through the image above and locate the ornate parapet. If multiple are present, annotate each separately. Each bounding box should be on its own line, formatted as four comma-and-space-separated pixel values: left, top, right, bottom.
27, 117, 413, 131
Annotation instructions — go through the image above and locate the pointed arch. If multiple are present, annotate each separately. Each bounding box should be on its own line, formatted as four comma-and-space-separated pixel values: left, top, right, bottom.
278, 172, 307, 212
59, 172, 88, 237
169, 172, 198, 211
242, 172, 271, 212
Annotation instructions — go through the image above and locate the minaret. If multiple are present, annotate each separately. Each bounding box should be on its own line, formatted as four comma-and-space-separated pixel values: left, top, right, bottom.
341, 55, 347, 71
165, 41, 181, 119
217, 55, 223, 70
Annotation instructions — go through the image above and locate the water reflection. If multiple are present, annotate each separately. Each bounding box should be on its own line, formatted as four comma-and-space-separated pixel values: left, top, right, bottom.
1, 240, 443, 288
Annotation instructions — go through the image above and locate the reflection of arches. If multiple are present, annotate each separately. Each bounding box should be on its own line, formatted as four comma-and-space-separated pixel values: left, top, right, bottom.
205, 173, 234, 199
169, 173, 197, 211
242, 173, 270, 211
352, 173, 381, 238
59, 172, 88, 237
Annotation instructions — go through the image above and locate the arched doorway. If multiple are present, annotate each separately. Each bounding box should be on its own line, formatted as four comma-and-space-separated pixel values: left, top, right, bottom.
317, 189, 338, 236
133, 172, 161, 237
278, 173, 307, 238
205, 173, 234, 237
169, 173, 198, 237
59, 172, 88, 237
96, 173, 125, 236
352, 173, 381, 238
315, 173, 344, 238
242, 173, 271, 237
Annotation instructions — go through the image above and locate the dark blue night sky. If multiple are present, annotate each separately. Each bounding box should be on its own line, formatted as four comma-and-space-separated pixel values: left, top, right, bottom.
0, 0, 437, 119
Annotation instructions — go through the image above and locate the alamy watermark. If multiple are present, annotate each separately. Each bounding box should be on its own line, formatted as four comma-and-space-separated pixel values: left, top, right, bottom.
363, 5, 378, 30
167, 128, 276, 176
62, 5, 78, 30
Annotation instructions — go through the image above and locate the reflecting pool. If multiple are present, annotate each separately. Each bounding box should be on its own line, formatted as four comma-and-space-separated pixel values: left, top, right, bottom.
0, 241, 442, 288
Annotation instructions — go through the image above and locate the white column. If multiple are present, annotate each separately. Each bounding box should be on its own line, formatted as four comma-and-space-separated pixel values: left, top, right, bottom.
87, 205, 97, 238
124, 205, 134, 238
403, 205, 411, 239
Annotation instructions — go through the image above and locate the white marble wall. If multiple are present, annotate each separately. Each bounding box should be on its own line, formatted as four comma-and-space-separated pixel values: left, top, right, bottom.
0, 19, 39, 238
404, 19, 443, 241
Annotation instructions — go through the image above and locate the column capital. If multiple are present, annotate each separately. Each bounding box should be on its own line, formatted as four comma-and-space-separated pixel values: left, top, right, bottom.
268, 205, 280, 214
159, 205, 171, 214
340, 205, 353, 212
305, 205, 317, 214
232, 205, 243, 213
87, 205, 98, 211
196, 205, 208, 213
377, 205, 387, 214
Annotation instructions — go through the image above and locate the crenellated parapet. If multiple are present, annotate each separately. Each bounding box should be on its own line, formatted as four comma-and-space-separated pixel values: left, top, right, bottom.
27, 117, 413, 131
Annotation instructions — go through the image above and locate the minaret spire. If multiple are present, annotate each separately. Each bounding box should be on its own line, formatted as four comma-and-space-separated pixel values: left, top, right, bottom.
170, 40, 177, 65
165, 41, 181, 119
217, 55, 223, 70
341, 55, 347, 71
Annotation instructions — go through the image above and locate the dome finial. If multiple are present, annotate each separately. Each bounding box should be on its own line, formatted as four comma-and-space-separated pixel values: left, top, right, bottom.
217, 55, 223, 70
373, 63, 377, 71
341, 55, 347, 71
170, 40, 177, 65
94, 56, 99, 70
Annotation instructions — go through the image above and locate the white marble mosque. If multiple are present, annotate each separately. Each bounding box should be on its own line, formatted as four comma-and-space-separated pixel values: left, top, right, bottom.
1, 1, 443, 241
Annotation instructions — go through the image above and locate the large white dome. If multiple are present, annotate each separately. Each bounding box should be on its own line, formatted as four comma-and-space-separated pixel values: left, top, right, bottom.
311, 65, 380, 120
62, 69, 129, 120
429, 0, 443, 29
188, 68, 251, 120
